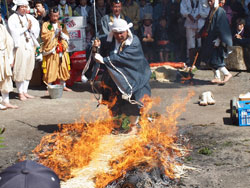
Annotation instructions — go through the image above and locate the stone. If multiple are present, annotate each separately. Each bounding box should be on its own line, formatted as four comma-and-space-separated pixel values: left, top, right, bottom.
225, 46, 247, 71
243, 47, 250, 70
151, 65, 177, 82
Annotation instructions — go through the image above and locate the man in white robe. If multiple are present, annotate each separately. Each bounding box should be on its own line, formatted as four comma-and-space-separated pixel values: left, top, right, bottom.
0, 22, 18, 109
181, 0, 209, 67
8, 0, 40, 101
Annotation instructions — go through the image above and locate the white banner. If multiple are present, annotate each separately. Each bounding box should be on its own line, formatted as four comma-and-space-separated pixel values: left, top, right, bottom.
63, 16, 87, 52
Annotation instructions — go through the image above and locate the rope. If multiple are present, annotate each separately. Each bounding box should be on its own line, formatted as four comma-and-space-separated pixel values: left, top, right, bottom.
82, 48, 101, 106
90, 81, 101, 105
17, 14, 29, 43
106, 56, 143, 107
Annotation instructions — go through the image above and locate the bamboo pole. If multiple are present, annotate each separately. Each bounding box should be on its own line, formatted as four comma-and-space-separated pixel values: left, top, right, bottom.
4, 0, 9, 18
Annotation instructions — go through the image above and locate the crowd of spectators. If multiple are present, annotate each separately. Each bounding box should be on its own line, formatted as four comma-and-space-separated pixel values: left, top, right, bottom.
1, 0, 250, 64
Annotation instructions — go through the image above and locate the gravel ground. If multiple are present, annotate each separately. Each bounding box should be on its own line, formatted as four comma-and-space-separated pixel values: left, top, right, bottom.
1, 69, 250, 188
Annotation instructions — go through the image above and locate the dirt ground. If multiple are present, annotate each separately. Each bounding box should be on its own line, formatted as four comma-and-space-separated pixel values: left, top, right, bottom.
1, 69, 250, 188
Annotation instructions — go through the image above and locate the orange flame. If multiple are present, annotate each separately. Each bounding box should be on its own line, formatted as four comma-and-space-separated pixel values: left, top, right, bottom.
33, 91, 194, 187
33, 105, 115, 180
95, 91, 194, 187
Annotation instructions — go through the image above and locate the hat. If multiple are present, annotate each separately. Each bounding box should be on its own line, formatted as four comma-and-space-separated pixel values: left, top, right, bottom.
0, 160, 60, 188
12, 0, 29, 11
109, 19, 133, 33
107, 19, 133, 44
111, 0, 122, 4
143, 13, 152, 20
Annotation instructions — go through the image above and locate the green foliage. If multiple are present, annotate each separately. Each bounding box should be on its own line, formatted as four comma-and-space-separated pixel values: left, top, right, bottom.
150, 72, 156, 80
0, 128, 5, 148
198, 147, 212, 155
113, 115, 131, 130
222, 141, 233, 147
184, 156, 193, 162
121, 116, 130, 130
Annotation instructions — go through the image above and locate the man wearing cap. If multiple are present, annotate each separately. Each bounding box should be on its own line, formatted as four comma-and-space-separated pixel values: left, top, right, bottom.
199, 0, 232, 84
93, 18, 151, 132
0, 160, 60, 188
41, 7, 71, 91
8, 0, 40, 101
0, 13, 18, 110
100, 0, 132, 35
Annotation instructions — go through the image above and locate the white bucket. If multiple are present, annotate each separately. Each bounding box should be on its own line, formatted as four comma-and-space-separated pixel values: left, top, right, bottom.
48, 85, 63, 99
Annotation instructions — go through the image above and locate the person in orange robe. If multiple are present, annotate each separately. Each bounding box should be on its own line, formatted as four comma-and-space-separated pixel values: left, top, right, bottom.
41, 7, 71, 91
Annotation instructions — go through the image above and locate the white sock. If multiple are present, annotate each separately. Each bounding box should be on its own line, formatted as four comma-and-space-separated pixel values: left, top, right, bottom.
213, 69, 221, 79
1, 92, 9, 104
23, 80, 30, 93
219, 67, 230, 76
15, 81, 24, 93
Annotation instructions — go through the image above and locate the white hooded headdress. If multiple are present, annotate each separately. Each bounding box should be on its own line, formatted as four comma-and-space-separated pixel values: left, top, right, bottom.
107, 19, 133, 45
12, 0, 29, 11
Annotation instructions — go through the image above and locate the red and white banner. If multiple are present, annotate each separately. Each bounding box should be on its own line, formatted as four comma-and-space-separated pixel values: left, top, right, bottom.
64, 16, 87, 52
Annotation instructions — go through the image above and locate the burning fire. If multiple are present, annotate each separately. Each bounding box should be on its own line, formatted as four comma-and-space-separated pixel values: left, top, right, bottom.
33, 91, 194, 188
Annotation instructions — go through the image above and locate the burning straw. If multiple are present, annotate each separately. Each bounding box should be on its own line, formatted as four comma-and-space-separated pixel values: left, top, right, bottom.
33, 91, 194, 188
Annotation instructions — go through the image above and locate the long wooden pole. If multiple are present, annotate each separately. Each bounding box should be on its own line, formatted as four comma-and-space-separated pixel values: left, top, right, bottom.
4, 0, 9, 18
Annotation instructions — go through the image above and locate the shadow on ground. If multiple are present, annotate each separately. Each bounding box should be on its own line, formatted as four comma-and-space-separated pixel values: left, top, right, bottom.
37, 124, 60, 133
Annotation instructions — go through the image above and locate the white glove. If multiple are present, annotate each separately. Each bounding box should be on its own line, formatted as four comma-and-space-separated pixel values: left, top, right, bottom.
213, 38, 221, 47
94, 53, 104, 64
81, 74, 88, 83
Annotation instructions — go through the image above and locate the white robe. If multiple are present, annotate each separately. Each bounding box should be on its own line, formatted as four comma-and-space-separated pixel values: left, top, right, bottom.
181, 0, 199, 29
181, 0, 210, 30
181, 0, 210, 51
8, 13, 40, 82
0, 24, 14, 93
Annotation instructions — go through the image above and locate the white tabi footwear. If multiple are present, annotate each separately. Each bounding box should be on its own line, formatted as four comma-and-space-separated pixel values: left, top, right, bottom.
199, 92, 208, 106
206, 91, 216, 105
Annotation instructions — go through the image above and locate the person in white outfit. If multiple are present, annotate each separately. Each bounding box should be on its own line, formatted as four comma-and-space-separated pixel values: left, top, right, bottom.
0, 15, 18, 109
197, 0, 210, 45
8, 0, 40, 101
181, 0, 210, 67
